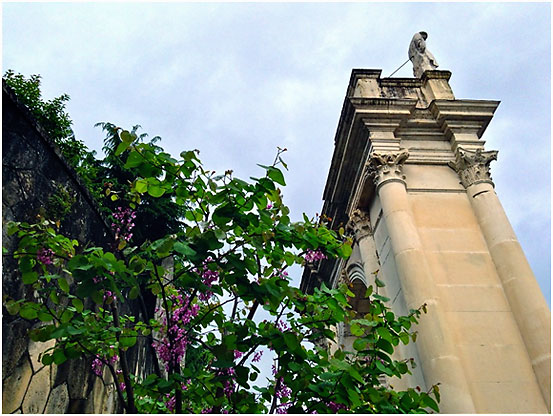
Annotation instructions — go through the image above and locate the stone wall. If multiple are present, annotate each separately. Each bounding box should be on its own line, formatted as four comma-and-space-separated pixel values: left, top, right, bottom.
2, 81, 156, 413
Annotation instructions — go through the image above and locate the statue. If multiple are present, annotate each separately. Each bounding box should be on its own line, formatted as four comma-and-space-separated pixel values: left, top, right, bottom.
408, 31, 439, 78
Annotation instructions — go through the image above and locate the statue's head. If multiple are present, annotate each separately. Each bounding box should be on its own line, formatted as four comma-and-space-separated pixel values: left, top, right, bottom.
419, 31, 428, 40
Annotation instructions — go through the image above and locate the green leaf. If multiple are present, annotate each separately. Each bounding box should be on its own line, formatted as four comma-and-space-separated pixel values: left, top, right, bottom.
52, 348, 67, 365
60, 309, 74, 323
120, 130, 135, 144
58, 277, 70, 293
22, 271, 38, 284
350, 323, 364, 336
38, 311, 53, 322
71, 298, 84, 313
120, 333, 137, 348
20, 304, 38, 320
352, 338, 369, 351
124, 151, 143, 168
376, 327, 393, 343
115, 141, 130, 156
147, 185, 165, 197
174, 242, 196, 258
4, 300, 21, 315
421, 394, 440, 412
41, 354, 54, 365
129, 286, 140, 300
135, 178, 148, 193
267, 167, 286, 186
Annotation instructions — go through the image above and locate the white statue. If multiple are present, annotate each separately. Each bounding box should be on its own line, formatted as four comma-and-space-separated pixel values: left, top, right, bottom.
408, 31, 438, 78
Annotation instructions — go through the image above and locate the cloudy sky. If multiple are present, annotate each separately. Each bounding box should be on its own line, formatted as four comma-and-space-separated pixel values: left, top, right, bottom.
3, 2, 550, 305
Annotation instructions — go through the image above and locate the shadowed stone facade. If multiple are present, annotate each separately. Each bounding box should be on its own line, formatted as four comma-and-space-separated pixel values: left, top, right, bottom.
301, 69, 551, 413
2, 81, 156, 413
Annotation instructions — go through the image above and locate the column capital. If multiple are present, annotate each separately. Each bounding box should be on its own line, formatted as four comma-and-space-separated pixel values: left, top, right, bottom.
366, 149, 409, 190
448, 147, 498, 188
346, 209, 372, 242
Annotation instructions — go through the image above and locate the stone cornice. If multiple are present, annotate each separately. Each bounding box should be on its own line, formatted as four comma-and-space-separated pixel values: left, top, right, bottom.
448, 147, 498, 188
429, 99, 500, 141
366, 149, 410, 190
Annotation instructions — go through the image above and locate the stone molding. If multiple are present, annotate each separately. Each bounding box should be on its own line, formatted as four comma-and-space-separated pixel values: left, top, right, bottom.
366, 149, 410, 190
448, 147, 498, 188
346, 209, 373, 242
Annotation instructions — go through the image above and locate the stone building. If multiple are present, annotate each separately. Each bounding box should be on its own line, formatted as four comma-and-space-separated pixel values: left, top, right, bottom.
300, 66, 551, 412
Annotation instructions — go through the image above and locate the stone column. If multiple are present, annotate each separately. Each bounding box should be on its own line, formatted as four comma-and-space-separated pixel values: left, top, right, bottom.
368, 150, 476, 413
450, 148, 551, 410
347, 209, 380, 280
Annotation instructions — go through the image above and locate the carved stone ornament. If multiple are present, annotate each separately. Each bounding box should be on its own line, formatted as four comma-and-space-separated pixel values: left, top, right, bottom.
408, 31, 439, 78
366, 149, 410, 189
448, 148, 498, 188
346, 209, 372, 242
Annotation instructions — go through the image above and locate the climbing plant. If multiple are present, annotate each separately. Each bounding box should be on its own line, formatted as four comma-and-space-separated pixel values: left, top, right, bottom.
4, 126, 440, 413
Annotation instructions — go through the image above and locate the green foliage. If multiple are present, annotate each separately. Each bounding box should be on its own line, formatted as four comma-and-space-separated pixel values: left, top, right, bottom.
3, 70, 103, 203
3, 70, 91, 169
4, 127, 440, 413
44, 184, 77, 221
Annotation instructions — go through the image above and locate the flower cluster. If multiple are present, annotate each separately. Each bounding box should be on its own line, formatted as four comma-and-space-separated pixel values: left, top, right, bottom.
165, 381, 191, 412
217, 368, 236, 398
91, 356, 103, 376
252, 350, 263, 363
327, 401, 348, 412
90, 354, 118, 377
153, 293, 199, 371
275, 378, 293, 414
304, 249, 327, 263
103, 290, 117, 302
275, 268, 289, 280
276, 319, 289, 332
195, 258, 219, 302
111, 206, 136, 242
37, 247, 54, 265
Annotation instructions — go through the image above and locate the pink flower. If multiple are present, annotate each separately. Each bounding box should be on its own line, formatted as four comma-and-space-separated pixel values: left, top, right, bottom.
304, 249, 327, 263
252, 350, 263, 363
91, 356, 103, 376
37, 247, 54, 265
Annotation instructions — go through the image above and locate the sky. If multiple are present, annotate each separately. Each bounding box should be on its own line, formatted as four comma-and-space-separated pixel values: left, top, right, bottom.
2, 2, 550, 309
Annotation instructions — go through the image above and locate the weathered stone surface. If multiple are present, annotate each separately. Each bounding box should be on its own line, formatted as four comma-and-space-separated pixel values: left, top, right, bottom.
22, 365, 51, 413
2, 318, 31, 379
28, 339, 55, 373
2, 355, 32, 413
44, 382, 69, 414
66, 358, 90, 399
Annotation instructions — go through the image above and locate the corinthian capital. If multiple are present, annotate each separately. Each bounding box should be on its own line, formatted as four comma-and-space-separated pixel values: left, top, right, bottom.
346, 209, 372, 242
448, 148, 498, 188
366, 149, 409, 189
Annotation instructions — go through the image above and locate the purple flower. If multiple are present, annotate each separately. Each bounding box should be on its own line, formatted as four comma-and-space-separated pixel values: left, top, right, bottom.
266, 203, 273, 209
152, 293, 200, 371
252, 350, 263, 363
304, 249, 327, 263
111, 206, 136, 244
91, 356, 103, 376
37, 247, 54, 265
